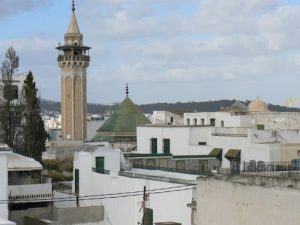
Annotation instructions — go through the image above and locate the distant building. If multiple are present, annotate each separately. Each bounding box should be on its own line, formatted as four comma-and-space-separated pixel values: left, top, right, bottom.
137, 97, 300, 172
285, 97, 300, 108
0, 75, 26, 104
92, 85, 151, 151
151, 111, 183, 125
57, 1, 90, 141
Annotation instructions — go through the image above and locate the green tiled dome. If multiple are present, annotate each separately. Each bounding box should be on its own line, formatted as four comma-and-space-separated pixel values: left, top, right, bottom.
92, 97, 151, 142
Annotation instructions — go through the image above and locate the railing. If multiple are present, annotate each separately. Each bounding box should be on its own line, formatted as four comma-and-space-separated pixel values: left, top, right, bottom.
57, 55, 90, 62
8, 183, 53, 203
211, 127, 248, 137
119, 171, 197, 185
243, 160, 300, 178
132, 164, 210, 176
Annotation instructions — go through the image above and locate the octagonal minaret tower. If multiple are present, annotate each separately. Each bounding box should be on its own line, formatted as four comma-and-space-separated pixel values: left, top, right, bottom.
56, 1, 90, 141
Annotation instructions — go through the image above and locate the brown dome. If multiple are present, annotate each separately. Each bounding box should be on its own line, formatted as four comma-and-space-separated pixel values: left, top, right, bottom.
248, 97, 269, 112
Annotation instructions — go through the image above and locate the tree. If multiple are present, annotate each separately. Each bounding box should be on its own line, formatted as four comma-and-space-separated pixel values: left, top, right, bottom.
0, 47, 23, 149
21, 71, 48, 162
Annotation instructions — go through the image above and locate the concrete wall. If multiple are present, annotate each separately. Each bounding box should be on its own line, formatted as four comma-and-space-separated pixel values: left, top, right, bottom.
197, 177, 300, 225
253, 112, 300, 129
12, 206, 104, 225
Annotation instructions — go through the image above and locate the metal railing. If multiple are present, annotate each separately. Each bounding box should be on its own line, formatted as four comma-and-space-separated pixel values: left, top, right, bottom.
243, 160, 300, 177
133, 164, 210, 175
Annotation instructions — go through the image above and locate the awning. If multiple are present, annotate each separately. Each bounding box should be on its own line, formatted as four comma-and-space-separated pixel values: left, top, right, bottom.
209, 148, 222, 160
225, 149, 241, 160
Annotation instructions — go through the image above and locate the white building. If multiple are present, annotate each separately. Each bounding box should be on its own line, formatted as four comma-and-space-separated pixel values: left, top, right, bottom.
151, 111, 183, 126
7, 152, 53, 210
0, 146, 16, 225
0, 75, 26, 104
73, 146, 197, 225
137, 98, 300, 171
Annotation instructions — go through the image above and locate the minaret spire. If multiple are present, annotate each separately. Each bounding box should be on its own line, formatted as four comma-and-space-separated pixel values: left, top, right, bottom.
72, 0, 75, 13
126, 83, 129, 97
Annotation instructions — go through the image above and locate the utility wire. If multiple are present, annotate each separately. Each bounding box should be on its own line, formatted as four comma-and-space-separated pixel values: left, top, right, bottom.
0, 184, 196, 204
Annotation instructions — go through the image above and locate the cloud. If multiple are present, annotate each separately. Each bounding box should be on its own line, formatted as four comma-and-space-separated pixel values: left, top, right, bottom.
2, 0, 300, 104
0, 0, 54, 18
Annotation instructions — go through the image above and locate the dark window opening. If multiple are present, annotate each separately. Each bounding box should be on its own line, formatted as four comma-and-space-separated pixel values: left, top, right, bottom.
163, 139, 170, 155
75, 169, 79, 194
257, 124, 265, 130
151, 138, 157, 155
198, 142, 206, 145
187, 119, 190, 125
201, 119, 204, 125
210, 118, 215, 126
95, 157, 105, 174
194, 119, 197, 125
9, 85, 18, 100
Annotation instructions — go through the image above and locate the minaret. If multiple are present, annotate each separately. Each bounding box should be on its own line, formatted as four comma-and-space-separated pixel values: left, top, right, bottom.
56, 0, 91, 141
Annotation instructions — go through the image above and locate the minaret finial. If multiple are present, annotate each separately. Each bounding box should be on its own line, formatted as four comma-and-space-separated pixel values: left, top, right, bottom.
72, 0, 75, 13
126, 83, 129, 97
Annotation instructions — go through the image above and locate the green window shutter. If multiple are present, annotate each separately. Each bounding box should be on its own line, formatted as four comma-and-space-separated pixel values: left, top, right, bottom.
75, 169, 79, 194
143, 208, 153, 225
163, 139, 170, 155
257, 124, 265, 130
151, 138, 157, 155
96, 157, 105, 173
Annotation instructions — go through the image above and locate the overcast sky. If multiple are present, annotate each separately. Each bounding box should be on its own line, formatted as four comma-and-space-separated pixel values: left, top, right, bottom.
0, 0, 300, 105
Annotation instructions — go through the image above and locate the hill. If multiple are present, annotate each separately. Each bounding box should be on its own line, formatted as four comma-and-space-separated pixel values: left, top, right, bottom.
40, 99, 300, 114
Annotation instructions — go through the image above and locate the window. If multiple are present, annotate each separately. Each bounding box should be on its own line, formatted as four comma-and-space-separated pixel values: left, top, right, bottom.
210, 118, 215, 126
201, 119, 204, 125
257, 124, 265, 130
95, 157, 105, 173
11, 85, 18, 99
170, 117, 173, 125
221, 120, 224, 127
198, 142, 206, 145
75, 169, 79, 194
151, 138, 157, 155
163, 139, 170, 155
186, 119, 190, 125
194, 118, 197, 125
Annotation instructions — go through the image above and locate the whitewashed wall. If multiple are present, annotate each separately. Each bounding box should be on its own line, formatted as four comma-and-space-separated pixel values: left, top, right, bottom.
184, 112, 252, 127
73, 152, 194, 225
253, 112, 300, 129
0, 152, 8, 220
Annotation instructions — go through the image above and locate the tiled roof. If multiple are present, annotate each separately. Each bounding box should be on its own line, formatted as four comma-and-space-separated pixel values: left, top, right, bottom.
92, 97, 151, 142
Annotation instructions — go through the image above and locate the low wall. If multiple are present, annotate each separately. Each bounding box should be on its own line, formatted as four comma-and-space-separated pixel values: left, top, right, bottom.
197, 177, 300, 225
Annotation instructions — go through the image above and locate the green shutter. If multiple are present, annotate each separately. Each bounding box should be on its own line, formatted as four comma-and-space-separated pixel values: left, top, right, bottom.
143, 208, 153, 225
163, 139, 170, 155
257, 124, 265, 130
151, 138, 157, 155
75, 169, 79, 194
96, 157, 105, 173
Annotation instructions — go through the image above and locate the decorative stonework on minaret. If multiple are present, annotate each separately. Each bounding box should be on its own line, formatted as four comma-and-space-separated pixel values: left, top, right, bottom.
56, 0, 91, 141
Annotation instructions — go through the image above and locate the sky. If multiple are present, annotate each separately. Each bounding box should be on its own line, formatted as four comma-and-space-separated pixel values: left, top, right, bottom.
1, 0, 300, 105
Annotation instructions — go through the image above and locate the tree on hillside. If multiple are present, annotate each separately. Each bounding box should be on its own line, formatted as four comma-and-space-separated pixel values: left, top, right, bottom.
0, 47, 23, 149
21, 71, 48, 162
